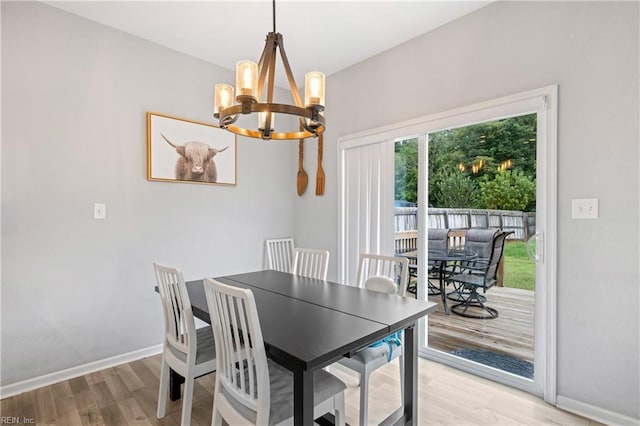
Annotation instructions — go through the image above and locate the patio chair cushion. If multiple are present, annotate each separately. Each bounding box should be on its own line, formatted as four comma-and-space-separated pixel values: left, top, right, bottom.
448, 272, 492, 288
428, 228, 449, 251
464, 228, 499, 260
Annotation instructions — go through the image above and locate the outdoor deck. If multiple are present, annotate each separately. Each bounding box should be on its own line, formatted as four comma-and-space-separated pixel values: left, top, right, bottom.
426, 286, 535, 362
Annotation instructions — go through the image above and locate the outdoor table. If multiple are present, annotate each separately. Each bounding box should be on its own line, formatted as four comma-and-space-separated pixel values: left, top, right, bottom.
400, 250, 477, 315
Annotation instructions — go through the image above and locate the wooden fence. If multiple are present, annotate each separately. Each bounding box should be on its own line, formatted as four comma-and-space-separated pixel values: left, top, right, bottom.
395, 207, 536, 241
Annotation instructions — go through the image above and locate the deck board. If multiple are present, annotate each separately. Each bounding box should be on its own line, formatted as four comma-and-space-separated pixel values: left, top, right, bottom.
426, 286, 535, 362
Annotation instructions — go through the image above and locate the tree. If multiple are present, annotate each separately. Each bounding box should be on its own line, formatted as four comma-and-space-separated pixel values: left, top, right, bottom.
395, 113, 537, 211
479, 170, 536, 211
395, 139, 418, 203
426, 113, 537, 211
431, 171, 479, 208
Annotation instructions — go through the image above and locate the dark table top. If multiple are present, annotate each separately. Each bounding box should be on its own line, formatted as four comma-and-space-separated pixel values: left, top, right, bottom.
224, 270, 434, 332
186, 270, 437, 371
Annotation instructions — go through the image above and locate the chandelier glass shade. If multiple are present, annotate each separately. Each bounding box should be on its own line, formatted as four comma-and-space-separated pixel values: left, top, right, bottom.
213, 2, 325, 140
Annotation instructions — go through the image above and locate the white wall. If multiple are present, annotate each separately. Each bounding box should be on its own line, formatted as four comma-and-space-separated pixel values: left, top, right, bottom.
295, 1, 640, 421
1, 1, 295, 385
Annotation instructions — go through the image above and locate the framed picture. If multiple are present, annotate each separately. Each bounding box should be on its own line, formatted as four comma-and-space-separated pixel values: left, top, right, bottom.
147, 112, 237, 186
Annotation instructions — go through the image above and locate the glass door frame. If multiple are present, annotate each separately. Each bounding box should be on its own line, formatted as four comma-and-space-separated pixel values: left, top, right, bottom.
415, 86, 557, 402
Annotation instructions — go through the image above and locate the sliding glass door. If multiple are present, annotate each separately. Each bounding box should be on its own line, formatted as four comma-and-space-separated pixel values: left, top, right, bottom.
338, 86, 557, 402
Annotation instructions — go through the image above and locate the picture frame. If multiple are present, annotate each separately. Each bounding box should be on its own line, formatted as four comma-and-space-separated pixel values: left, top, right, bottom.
147, 112, 237, 186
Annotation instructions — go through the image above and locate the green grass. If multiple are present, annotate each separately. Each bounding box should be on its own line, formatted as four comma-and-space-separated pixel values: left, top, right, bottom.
503, 241, 535, 291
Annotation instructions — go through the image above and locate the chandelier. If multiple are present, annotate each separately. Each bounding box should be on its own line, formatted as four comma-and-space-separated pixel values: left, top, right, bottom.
213, 0, 325, 140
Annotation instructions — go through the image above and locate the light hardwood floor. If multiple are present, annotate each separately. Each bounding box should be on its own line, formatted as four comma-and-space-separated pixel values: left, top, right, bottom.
1, 354, 600, 426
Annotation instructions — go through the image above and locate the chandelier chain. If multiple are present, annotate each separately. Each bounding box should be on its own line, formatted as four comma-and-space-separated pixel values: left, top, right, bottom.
272, 0, 276, 34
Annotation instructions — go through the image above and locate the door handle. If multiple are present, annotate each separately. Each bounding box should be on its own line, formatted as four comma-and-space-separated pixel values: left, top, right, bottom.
526, 232, 543, 263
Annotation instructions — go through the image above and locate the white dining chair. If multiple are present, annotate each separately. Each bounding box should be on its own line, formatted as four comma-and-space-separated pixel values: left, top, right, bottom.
338, 253, 409, 426
265, 237, 295, 273
292, 247, 330, 280
354, 253, 410, 296
153, 262, 216, 426
203, 277, 346, 425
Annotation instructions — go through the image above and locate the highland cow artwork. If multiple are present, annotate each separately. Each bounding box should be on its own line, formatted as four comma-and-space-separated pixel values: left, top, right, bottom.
147, 113, 236, 185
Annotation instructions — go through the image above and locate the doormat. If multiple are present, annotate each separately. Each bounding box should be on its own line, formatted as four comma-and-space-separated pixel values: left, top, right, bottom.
451, 348, 534, 379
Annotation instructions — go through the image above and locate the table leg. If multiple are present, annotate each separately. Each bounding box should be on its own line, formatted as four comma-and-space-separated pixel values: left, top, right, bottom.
169, 368, 184, 401
439, 263, 450, 315
293, 368, 314, 426
403, 324, 418, 424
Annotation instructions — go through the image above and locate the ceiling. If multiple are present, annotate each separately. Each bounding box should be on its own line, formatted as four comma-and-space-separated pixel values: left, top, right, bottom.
44, 1, 492, 88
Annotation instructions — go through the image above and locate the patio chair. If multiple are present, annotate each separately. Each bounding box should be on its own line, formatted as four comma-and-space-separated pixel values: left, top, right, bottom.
203, 277, 346, 425
446, 228, 500, 302
292, 247, 330, 280
154, 262, 216, 426
446, 230, 510, 319
424, 228, 450, 295
337, 253, 409, 426
265, 238, 295, 273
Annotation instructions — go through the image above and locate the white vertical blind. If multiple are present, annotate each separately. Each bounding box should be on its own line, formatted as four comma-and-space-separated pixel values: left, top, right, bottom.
340, 140, 395, 286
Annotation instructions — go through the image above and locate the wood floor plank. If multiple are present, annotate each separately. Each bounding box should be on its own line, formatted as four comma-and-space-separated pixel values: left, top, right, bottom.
78, 401, 107, 426
102, 367, 134, 403
90, 381, 118, 410
34, 386, 57, 424
129, 359, 160, 390
50, 380, 78, 419
100, 402, 130, 426
115, 364, 146, 393
118, 397, 152, 426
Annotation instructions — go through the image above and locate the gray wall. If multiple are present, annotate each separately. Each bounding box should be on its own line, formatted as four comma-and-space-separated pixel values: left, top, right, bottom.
1, 1, 295, 385
295, 1, 640, 420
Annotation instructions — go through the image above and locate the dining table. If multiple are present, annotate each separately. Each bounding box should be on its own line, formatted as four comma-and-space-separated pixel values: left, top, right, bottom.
166, 269, 437, 426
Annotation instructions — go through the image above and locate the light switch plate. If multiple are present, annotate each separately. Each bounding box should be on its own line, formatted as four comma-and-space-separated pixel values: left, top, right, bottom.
572, 198, 598, 219
93, 203, 106, 220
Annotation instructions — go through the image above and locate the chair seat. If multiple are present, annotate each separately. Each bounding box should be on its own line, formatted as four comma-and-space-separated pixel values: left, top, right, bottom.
167, 326, 215, 365
339, 342, 401, 368
449, 272, 494, 289
223, 359, 346, 425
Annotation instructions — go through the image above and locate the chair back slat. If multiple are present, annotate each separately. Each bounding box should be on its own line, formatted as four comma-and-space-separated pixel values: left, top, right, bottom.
447, 229, 467, 250
356, 254, 409, 297
292, 248, 330, 280
154, 262, 195, 355
265, 238, 295, 273
204, 278, 270, 424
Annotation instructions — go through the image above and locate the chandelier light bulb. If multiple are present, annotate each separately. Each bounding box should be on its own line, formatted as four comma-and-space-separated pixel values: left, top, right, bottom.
214, 84, 234, 114
305, 72, 325, 107
236, 60, 258, 99
258, 111, 275, 131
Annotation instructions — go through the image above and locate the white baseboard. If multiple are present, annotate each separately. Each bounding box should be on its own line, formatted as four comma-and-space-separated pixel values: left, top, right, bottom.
0, 344, 163, 399
556, 395, 640, 426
